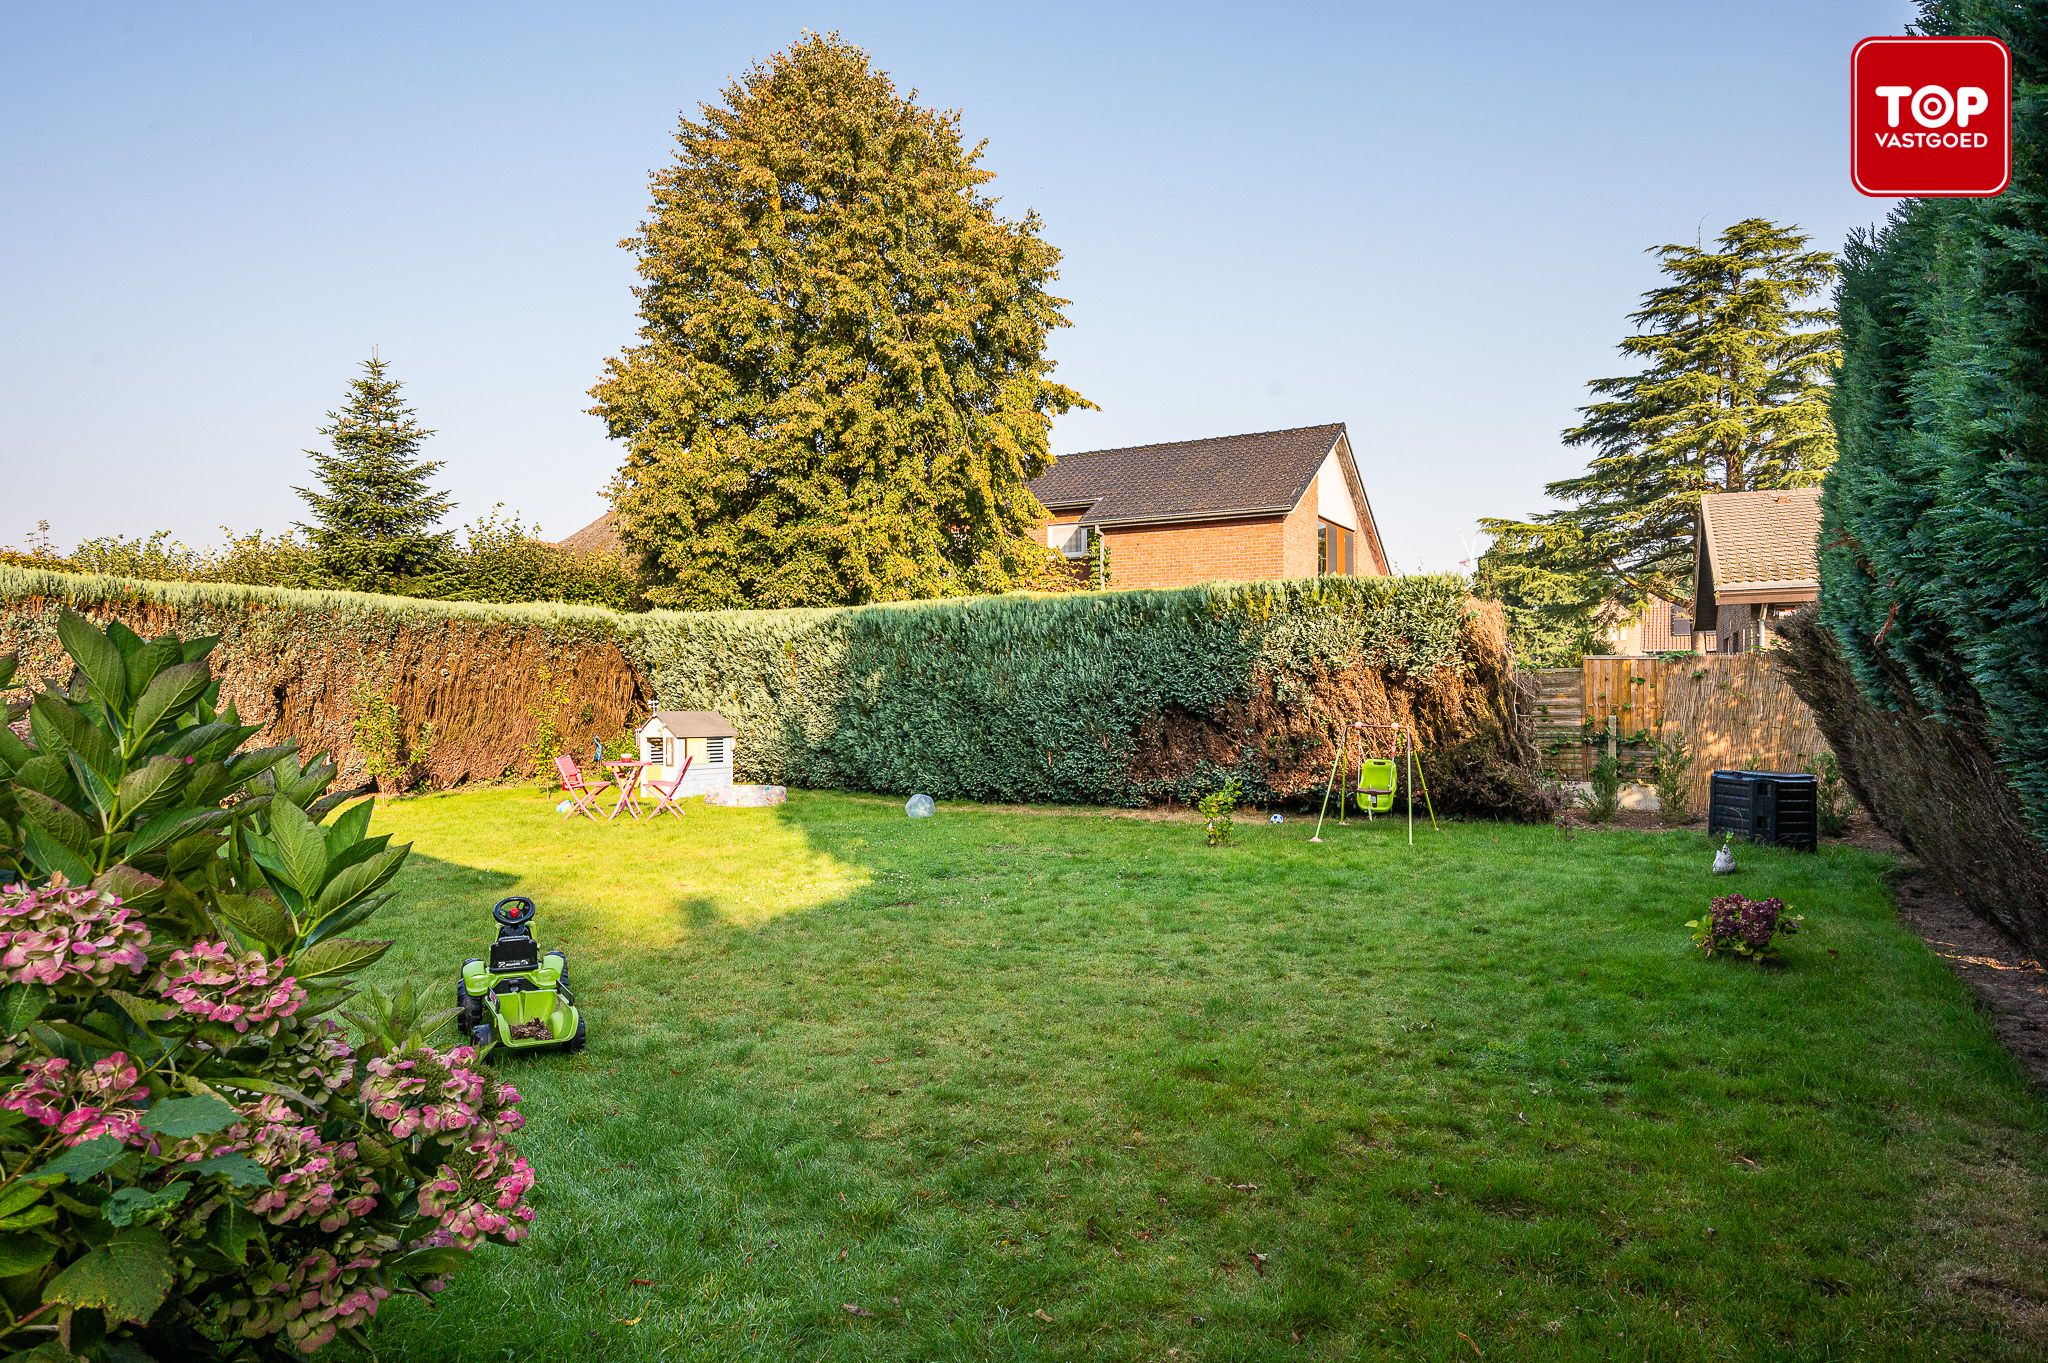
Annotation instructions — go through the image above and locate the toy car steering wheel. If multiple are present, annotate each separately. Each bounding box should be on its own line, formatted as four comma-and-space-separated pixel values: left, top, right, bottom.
492, 896, 537, 928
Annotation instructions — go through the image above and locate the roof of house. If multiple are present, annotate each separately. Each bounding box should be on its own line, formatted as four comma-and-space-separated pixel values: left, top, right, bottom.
1695, 488, 1824, 614
645, 710, 738, 739
1028, 423, 1349, 527
556, 512, 624, 557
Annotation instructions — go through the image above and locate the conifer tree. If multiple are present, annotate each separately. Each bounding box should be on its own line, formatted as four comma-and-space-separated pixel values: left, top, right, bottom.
295, 356, 453, 591
1480, 219, 1839, 635
590, 33, 1090, 609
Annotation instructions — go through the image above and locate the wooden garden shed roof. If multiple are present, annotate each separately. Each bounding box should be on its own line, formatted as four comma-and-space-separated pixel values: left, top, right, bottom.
1694, 488, 1824, 617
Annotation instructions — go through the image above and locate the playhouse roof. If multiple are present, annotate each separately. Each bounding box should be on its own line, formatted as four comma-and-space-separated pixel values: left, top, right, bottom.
645, 710, 737, 739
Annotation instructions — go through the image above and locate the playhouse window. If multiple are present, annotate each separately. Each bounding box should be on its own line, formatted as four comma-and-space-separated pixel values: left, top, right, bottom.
706, 736, 728, 764
645, 735, 668, 765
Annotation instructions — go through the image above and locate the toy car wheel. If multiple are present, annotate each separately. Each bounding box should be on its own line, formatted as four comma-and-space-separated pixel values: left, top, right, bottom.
564, 1016, 587, 1053
472, 1022, 494, 1051
456, 982, 482, 1035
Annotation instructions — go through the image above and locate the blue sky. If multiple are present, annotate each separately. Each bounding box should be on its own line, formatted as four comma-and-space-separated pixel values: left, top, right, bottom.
0, 1, 1915, 572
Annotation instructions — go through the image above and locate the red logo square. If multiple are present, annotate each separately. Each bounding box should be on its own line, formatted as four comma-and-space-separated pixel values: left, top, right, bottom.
1853, 36, 2011, 197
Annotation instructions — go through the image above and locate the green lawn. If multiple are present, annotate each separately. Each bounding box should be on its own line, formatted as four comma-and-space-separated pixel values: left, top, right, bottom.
361, 787, 2048, 1361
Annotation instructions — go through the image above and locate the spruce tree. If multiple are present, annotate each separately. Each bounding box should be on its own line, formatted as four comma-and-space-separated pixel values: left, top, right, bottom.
1481, 219, 1839, 624
589, 33, 1091, 609
295, 356, 453, 591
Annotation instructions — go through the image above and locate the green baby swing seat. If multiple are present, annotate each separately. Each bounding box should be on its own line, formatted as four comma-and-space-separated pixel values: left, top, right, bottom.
1356, 757, 1398, 813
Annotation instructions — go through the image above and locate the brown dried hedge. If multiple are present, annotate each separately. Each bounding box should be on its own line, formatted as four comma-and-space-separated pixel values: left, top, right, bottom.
1778, 607, 2048, 958
0, 568, 647, 790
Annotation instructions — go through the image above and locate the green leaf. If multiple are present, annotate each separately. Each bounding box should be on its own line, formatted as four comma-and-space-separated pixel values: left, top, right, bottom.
57, 612, 127, 709
29, 696, 115, 784
14, 789, 97, 864
202, 1201, 263, 1267
127, 660, 213, 745
120, 633, 183, 697
0, 1231, 56, 1278
0, 1205, 56, 1232
325, 797, 375, 852
266, 799, 332, 903
21, 825, 93, 888
390, 1245, 470, 1277
215, 893, 293, 957
102, 1185, 189, 1229
91, 863, 162, 903
205, 1076, 315, 1107
102, 990, 173, 1027
0, 1181, 49, 1221
138, 1096, 239, 1140
0, 984, 52, 1038
311, 844, 407, 920
115, 758, 188, 826
42, 1227, 173, 1325
287, 937, 391, 983
35, 1137, 127, 1185
191, 1153, 268, 1189
123, 805, 233, 861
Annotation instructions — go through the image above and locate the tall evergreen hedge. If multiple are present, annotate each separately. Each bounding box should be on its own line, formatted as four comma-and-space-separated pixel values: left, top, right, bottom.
1, 566, 1538, 814
623, 575, 1503, 807
1821, 0, 2048, 843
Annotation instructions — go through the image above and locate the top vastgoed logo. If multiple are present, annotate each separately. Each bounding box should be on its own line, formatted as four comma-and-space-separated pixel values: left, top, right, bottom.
1851, 36, 2011, 198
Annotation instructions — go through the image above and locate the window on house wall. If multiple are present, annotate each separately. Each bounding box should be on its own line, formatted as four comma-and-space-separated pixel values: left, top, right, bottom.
706, 736, 728, 764
1047, 523, 1088, 558
645, 735, 668, 766
1673, 614, 1693, 636
1317, 527, 1328, 574
1343, 529, 1354, 575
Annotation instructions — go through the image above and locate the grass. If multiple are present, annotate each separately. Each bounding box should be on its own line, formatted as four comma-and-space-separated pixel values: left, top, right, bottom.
361, 787, 2048, 1361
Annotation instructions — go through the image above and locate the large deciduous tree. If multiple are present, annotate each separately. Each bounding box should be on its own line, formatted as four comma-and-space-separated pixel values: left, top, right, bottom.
1479, 219, 1839, 654
295, 356, 452, 591
590, 33, 1091, 609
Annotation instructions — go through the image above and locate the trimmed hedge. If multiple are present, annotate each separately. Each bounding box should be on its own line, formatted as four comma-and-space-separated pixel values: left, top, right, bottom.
1, 567, 1543, 816
0, 567, 646, 789
624, 575, 1543, 813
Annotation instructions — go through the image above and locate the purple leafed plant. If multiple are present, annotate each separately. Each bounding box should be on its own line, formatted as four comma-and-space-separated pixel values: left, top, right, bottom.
1687, 894, 1803, 961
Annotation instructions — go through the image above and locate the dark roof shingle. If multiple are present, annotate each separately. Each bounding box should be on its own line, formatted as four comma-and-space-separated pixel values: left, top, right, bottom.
1028, 423, 1346, 525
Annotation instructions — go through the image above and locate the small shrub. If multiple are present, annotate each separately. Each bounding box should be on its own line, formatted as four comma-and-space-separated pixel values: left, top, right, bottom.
1808, 751, 1853, 837
1198, 777, 1241, 847
1652, 727, 1695, 827
1687, 893, 1803, 961
1578, 751, 1621, 824
350, 680, 434, 793
520, 666, 579, 788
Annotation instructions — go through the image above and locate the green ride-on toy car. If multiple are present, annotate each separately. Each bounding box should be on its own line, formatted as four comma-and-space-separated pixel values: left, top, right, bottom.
457, 896, 586, 1054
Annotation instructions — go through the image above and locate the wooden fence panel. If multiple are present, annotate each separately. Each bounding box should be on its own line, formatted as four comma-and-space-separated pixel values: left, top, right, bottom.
1561, 654, 1828, 812
1527, 667, 1589, 779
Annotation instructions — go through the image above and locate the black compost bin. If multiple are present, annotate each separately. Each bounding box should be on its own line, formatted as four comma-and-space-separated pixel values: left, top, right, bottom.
1707, 770, 1818, 852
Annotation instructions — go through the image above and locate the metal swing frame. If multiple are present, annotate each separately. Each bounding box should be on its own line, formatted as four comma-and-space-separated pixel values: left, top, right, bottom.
1309, 721, 1440, 846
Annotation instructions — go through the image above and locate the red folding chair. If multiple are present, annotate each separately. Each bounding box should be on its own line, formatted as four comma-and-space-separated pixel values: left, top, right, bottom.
554, 755, 614, 821
640, 756, 694, 819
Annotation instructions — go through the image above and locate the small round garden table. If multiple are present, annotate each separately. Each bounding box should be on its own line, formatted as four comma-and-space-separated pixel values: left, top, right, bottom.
601, 759, 650, 820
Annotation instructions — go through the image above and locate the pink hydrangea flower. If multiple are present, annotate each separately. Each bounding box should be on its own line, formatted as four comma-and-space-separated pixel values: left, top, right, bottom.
0, 883, 150, 991
0, 1053, 148, 1145
155, 940, 306, 1034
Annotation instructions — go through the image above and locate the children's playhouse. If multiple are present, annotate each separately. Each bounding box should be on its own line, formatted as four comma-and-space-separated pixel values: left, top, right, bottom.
637, 710, 738, 799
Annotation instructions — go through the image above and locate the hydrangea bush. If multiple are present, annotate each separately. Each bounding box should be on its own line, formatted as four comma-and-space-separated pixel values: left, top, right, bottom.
1687, 893, 1803, 961
0, 615, 533, 1359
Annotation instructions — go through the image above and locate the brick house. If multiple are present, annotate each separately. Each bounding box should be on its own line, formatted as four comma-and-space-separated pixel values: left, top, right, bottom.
1027, 423, 1389, 590
1692, 488, 1823, 652
1602, 595, 1708, 655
